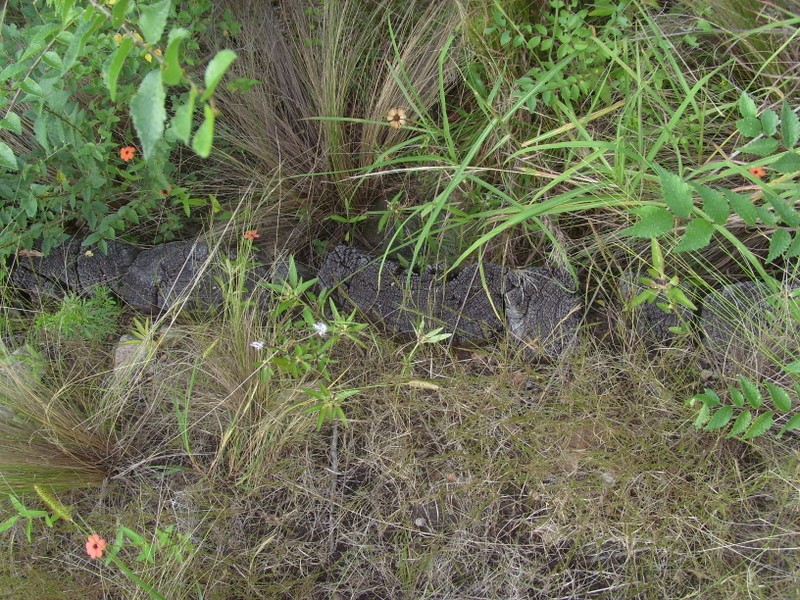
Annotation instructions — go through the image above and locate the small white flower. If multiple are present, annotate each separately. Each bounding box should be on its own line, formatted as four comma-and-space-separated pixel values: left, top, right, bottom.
250, 340, 265, 351
313, 322, 328, 337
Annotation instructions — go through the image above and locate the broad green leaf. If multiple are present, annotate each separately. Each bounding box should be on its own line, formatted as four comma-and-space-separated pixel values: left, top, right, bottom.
765, 382, 792, 412
192, 104, 215, 158
736, 117, 761, 137
0, 141, 18, 171
772, 151, 800, 174
33, 112, 50, 152
729, 387, 745, 408
655, 165, 693, 218
724, 189, 757, 225
201, 49, 237, 101
741, 411, 773, 439
63, 13, 104, 71
766, 228, 791, 262
130, 70, 166, 160
785, 234, 800, 258
781, 101, 799, 148
651, 238, 664, 273
704, 405, 733, 431
621, 206, 673, 238
674, 218, 714, 253
42, 51, 63, 70
783, 360, 800, 374
755, 204, 776, 225
739, 375, 762, 408
226, 77, 261, 94
138, 0, 171, 44
0, 61, 30, 83
698, 387, 721, 407
20, 78, 44, 97
0, 516, 19, 533
760, 109, 778, 136
668, 286, 697, 311
103, 36, 134, 102
693, 184, 729, 224
766, 193, 799, 227
112, 0, 133, 27
0, 111, 22, 134
777, 413, 800, 438
171, 87, 197, 144
740, 137, 780, 156
162, 28, 189, 85
630, 289, 657, 309
726, 410, 752, 438
739, 92, 757, 119
693, 402, 710, 429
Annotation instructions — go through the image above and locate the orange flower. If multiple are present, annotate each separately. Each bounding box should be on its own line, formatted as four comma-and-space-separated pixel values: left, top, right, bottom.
119, 146, 136, 162
386, 107, 408, 129
85, 534, 107, 559
748, 166, 767, 178
243, 230, 260, 241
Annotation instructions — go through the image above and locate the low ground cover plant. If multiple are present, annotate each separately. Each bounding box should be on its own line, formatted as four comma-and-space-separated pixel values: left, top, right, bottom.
0, 0, 799, 597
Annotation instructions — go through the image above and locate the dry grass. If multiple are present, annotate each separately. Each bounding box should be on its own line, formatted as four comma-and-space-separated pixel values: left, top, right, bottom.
2, 286, 799, 598
2, 0, 800, 597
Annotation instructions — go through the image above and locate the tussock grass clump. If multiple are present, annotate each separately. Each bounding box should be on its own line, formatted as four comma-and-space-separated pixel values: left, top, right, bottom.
199, 0, 466, 257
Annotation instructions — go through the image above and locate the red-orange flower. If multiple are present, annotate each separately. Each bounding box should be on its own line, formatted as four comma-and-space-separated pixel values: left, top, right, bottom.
748, 166, 767, 178
243, 230, 260, 241
119, 146, 136, 162
85, 534, 107, 559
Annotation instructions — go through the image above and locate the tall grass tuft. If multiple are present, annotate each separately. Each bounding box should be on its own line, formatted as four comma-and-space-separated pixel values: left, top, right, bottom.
198, 0, 468, 255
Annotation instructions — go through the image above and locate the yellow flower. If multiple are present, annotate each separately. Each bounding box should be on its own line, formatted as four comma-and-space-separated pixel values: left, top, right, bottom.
387, 107, 408, 129
113, 33, 123, 44
84, 250, 94, 258
106, 0, 117, 5
144, 48, 162, 63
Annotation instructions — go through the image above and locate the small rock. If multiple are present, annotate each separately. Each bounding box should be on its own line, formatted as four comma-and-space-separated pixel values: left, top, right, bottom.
113, 334, 141, 371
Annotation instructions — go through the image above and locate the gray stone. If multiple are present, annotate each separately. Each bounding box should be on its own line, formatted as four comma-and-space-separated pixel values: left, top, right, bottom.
113, 334, 141, 371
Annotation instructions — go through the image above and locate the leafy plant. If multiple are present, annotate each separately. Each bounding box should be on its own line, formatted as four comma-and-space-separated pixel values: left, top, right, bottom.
301, 383, 359, 430
690, 374, 800, 440
259, 259, 366, 379
622, 93, 800, 273
0, 491, 68, 542
104, 524, 195, 566
33, 286, 121, 342
627, 239, 697, 333
483, 0, 632, 111
257, 257, 368, 425
0, 0, 238, 258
